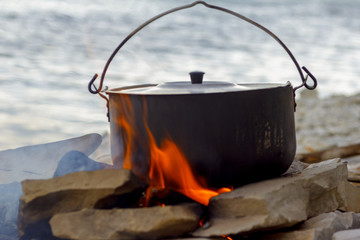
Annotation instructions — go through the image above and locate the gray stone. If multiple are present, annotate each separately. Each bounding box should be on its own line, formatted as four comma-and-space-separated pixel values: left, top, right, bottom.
193, 159, 360, 237
332, 229, 360, 240
50, 203, 203, 240
260, 211, 360, 240
338, 181, 360, 212
283, 159, 310, 175
18, 168, 146, 238
0, 133, 102, 184
260, 229, 317, 240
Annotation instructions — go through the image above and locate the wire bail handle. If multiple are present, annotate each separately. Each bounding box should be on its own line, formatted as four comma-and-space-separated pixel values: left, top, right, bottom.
89, 1, 317, 117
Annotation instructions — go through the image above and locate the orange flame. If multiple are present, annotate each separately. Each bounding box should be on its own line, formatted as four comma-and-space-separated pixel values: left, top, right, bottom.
120, 116, 133, 169
114, 96, 135, 169
222, 235, 233, 240
146, 124, 230, 206
115, 95, 231, 206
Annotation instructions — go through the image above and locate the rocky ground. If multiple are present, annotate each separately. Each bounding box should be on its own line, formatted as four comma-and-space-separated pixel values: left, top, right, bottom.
2, 90, 360, 240
295, 90, 360, 154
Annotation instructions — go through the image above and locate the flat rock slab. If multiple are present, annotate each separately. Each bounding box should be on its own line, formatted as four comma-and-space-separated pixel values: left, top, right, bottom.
50, 203, 203, 240
18, 168, 145, 237
193, 159, 360, 237
260, 211, 360, 240
0, 133, 102, 184
333, 229, 360, 240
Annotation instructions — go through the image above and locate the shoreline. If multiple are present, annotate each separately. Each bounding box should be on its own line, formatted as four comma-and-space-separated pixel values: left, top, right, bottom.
1, 90, 360, 153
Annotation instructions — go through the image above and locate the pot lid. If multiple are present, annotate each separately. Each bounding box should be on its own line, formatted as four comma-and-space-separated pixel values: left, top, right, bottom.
106, 71, 288, 95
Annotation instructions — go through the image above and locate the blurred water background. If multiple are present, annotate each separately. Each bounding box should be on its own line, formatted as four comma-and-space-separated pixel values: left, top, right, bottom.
0, 0, 359, 150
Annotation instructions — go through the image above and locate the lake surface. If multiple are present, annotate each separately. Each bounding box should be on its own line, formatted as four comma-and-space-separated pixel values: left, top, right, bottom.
1, 0, 359, 150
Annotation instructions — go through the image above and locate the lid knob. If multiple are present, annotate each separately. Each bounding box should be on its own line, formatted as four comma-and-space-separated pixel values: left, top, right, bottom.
189, 71, 205, 84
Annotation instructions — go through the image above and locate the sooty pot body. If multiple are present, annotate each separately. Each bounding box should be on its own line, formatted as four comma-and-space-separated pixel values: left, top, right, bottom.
108, 83, 296, 188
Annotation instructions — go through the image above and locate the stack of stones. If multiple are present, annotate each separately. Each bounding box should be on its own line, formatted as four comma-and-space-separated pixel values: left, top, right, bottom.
1, 92, 360, 239
15, 158, 360, 240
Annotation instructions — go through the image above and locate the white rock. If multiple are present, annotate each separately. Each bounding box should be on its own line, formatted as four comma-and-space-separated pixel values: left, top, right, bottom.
89, 132, 112, 165
0, 133, 102, 184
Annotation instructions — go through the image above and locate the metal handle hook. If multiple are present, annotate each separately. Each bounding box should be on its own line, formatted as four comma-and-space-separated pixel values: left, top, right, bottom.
293, 66, 318, 93
89, 0, 317, 115
89, 1, 317, 96
88, 74, 99, 94
302, 66, 317, 90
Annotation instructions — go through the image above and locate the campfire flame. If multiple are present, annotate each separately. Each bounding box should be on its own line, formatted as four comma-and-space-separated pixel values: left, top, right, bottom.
222, 235, 233, 240
145, 124, 231, 205
117, 96, 134, 170
115, 95, 231, 206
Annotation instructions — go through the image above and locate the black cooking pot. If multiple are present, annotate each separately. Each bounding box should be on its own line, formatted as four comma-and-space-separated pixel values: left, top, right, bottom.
89, 1, 317, 188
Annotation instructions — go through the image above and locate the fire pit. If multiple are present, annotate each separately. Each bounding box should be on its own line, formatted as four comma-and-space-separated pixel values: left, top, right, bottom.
5, 2, 360, 240
88, 1, 317, 201
89, 1, 317, 204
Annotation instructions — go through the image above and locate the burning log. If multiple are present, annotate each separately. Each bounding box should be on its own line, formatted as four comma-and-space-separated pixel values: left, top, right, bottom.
50, 203, 203, 240
18, 169, 146, 239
